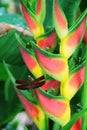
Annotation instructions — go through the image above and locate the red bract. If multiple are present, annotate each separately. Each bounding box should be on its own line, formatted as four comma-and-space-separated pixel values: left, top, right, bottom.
16, 89, 48, 130
33, 43, 69, 81
41, 79, 60, 92
60, 16, 86, 59
35, 88, 70, 126
61, 67, 85, 100
19, 46, 43, 78
37, 30, 57, 51
22, 4, 44, 38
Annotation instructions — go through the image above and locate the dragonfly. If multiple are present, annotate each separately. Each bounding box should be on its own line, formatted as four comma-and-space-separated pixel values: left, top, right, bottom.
16, 75, 45, 90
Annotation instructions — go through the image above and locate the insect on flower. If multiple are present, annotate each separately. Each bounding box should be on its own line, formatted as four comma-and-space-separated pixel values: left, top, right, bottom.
16, 75, 45, 90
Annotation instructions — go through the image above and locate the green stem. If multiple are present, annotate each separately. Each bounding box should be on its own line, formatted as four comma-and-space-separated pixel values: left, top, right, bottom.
53, 122, 60, 130
82, 45, 87, 130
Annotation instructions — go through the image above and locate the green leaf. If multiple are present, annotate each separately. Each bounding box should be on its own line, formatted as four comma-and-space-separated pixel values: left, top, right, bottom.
68, 9, 86, 34
0, 13, 33, 66
0, 30, 32, 65
0, 63, 8, 80
53, 122, 60, 130
60, 0, 81, 27
0, 82, 23, 126
4, 64, 29, 101
0, 30, 23, 65
21, 0, 38, 13
69, 42, 86, 71
0, 61, 29, 126
44, 0, 54, 30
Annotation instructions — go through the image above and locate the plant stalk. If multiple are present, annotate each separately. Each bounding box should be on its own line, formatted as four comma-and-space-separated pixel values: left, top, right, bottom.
82, 45, 87, 130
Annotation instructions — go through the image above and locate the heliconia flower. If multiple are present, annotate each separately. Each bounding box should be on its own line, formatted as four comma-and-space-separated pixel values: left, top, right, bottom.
15, 1, 87, 129
53, 0, 68, 39
19, 46, 43, 78
35, 88, 70, 126
60, 13, 86, 59
71, 118, 82, 130
32, 43, 69, 81
36, 28, 57, 51
61, 66, 85, 100
16, 89, 48, 130
36, 0, 46, 24
22, 4, 44, 38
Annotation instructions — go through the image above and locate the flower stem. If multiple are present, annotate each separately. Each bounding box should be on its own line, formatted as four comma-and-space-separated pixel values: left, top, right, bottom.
82, 45, 87, 130
53, 122, 60, 130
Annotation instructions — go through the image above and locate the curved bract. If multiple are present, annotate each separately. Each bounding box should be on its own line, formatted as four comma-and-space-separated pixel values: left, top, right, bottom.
22, 4, 44, 38
16, 90, 48, 130
41, 79, 60, 92
60, 12, 86, 59
16, 33, 43, 78
20, 46, 43, 78
61, 66, 85, 100
37, 29, 57, 51
36, 88, 70, 126
32, 43, 69, 81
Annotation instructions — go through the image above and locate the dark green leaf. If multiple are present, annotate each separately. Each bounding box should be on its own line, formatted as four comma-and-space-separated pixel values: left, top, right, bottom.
44, 0, 54, 31
0, 82, 23, 126
80, 0, 87, 12
0, 63, 8, 80
0, 30, 33, 65
0, 62, 30, 126
60, 0, 81, 27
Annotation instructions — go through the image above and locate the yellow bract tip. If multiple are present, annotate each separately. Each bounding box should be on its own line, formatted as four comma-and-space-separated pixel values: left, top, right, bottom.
32, 64, 43, 78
